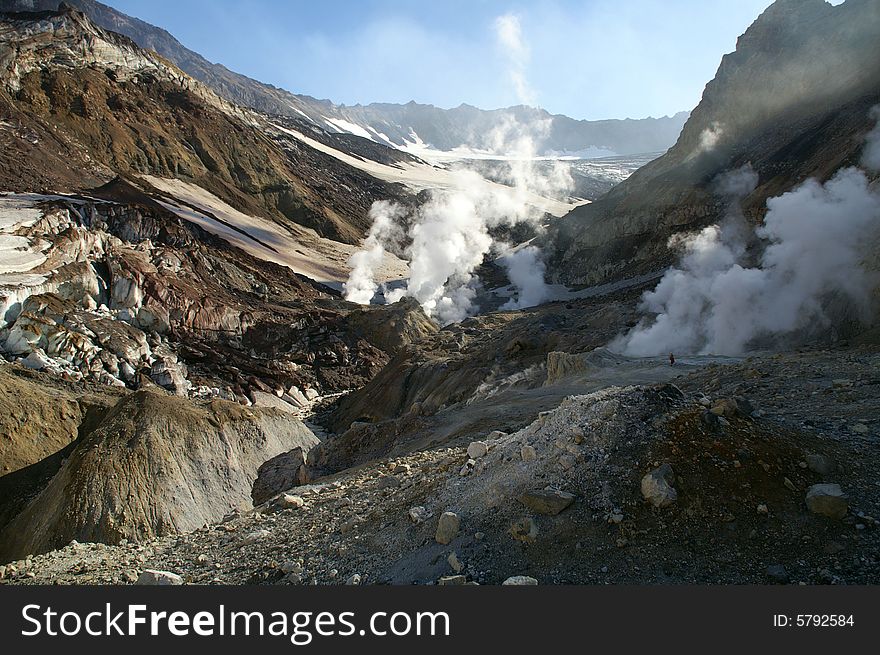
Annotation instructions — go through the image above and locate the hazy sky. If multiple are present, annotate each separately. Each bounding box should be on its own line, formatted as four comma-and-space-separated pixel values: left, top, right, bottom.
107, 0, 780, 120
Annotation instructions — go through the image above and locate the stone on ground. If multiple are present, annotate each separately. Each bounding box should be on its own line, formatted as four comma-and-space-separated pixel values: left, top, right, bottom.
136, 570, 183, 585
641, 463, 678, 508
502, 576, 538, 585
518, 489, 574, 516
435, 512, 461, 545
805, 484, 848, 519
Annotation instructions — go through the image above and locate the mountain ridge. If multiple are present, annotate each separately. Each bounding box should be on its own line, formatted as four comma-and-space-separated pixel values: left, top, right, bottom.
548, 0, 880, 287
0, 0, 689, 157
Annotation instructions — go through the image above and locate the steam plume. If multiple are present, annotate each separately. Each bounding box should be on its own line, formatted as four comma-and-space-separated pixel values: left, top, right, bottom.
343, 201, 406, 304
863, 105, 880, 172
343, 13, 570, 323
499, 245, 551, 310
494, 14, 535, 106
612, 129, 880, 356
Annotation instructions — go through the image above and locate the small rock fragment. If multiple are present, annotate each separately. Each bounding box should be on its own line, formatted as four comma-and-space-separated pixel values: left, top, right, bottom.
641, 464, 678, 508
276, 494, 305, 510
281, 561, 303, 575
710, 398, 739, 418
805, 453, 834, 476
409, 506, 431, 524
435, 512, 461, 545
509, 517, 538, 543
502, 576, 538, 585
518, 489, 574, 516
766, 564, 788, 584
805, 484, 849, 519
241, 529, 271, 545
136, 570, 183, 586
438, 575, 467, 585
558, 455, 576, 470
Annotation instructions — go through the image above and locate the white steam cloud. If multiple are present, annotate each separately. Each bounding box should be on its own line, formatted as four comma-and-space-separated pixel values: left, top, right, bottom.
494, 14, 535, 107
344, 201, 406, 304
343, 13, 570, 324
612, 108, 880, 356
695, 122, 725, 156
499, 245, 551, 310
862, 105, 880, 172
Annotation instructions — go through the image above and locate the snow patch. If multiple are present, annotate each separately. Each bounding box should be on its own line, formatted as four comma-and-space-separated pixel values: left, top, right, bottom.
323, 117, 374, 140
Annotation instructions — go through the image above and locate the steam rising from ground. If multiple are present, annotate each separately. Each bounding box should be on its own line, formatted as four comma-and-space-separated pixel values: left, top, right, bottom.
863, 106, 880, 172
696, 122, 725, 155
344, 201, 406, 304
494, 14, 535, 107
343, 13, 570, 324
612, 109, 880, 356
499, 245, 550, 310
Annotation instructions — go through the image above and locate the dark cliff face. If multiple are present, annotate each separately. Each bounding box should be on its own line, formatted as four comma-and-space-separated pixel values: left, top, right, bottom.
548, 0, 880, 288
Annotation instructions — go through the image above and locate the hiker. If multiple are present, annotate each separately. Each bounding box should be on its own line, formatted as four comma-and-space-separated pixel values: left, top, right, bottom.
669, 353, 675, 366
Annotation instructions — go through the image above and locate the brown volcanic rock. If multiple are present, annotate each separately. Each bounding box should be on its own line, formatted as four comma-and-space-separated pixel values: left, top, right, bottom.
3, 186, 397, 398
549, 0, 880, 287
0, 389, 319, 560
0, 7, 413, 244
0, 364, 83, 475
343, 297, 438, 356
251, 447, 309, 506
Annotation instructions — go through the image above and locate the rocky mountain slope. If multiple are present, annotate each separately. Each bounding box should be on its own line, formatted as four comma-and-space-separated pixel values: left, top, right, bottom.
0, 0, 688, 158
0, 4, 416, 245
549, 0, 880, 287
0, 386, 319, 561
4, 348, 878, 585
0, 5, 449, 566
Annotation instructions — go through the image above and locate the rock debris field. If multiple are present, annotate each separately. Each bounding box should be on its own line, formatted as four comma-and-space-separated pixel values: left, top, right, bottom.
3, 349, 878, 586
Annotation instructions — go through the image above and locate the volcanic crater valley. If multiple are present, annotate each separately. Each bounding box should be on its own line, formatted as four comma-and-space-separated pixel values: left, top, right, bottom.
0, 0, 879, 586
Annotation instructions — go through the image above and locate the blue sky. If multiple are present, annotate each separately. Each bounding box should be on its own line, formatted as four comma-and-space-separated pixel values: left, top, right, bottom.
108, 0, 778, 121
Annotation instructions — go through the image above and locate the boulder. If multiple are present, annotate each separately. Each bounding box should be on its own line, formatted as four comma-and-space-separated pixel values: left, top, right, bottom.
518, 489, 574, 516
435, 512, 460, 545
502, 576, 538, 585
466, 441, 488, 459
641, 464, 678, 508
805, 484, 849, 519
136, 570, 183, 586
252, 446, 316, 506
